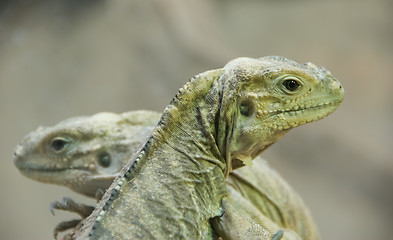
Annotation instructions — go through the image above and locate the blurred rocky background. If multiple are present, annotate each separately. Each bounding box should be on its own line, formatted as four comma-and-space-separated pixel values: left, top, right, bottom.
0, 0, 392, 239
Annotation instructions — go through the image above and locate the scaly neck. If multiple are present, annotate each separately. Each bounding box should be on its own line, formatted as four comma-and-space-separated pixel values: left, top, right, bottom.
80, 68, 234, 239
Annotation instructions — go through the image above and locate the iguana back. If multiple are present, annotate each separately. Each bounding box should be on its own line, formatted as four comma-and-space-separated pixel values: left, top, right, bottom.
14, 56, 343, 239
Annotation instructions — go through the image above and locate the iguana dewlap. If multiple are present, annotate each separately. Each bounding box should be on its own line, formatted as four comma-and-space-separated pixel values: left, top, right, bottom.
14, 56, 343, 239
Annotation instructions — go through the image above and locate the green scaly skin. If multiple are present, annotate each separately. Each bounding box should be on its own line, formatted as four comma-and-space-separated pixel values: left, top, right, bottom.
76, 56, 343, 239
14, 110, 319, 239
15, 56, 343, 239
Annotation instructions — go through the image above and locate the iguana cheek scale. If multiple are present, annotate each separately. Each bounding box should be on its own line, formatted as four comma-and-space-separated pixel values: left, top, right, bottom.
73, 56, 343, 239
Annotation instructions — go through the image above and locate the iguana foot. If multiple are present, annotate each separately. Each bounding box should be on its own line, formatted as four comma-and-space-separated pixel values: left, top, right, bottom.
53, 219, 81, 240
50, 198, 95, 239
49, 197, 94, 218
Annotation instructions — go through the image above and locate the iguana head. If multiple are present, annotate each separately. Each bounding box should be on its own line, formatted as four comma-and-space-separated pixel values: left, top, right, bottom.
218, 56, 344, 170
13, 110, 159, 197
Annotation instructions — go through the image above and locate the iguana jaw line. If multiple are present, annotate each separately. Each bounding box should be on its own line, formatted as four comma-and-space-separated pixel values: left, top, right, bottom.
18, 167, 111, 197
265, 100, 342, 115
16, 167, 93, 185
17, 166, 91, 173
263, 99, 342, 130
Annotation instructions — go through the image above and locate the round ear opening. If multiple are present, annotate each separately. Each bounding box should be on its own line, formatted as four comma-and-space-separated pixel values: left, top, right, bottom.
97, 151, 111, 168
239, 99, 255, 117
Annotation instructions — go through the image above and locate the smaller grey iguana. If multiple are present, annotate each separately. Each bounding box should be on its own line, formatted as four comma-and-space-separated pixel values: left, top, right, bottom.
15, 56, 343, 239
14, 110, 319, 239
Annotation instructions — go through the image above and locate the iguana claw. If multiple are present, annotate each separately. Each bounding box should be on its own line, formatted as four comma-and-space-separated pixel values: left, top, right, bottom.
50, 198, 95, 239
95, 188, 105, 202
49, 197, 94, 218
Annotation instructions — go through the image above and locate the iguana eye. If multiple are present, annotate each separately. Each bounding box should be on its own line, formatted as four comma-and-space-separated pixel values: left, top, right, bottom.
50, 137, 69, 152
239, 100, 255, 117
282, 79, 301, 92
98, 152, 111, 168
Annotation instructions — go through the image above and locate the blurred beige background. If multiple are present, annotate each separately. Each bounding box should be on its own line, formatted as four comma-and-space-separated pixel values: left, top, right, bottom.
1, 0, 392, 239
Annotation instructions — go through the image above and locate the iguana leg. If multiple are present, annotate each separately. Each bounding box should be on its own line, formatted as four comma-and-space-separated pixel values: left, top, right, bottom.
50, 197, 95, 239
50, 188, 106, 239
53, 219, 81, 239
49, 197, 94, 218
211, 186, 301, 240
211, 197, 274, 240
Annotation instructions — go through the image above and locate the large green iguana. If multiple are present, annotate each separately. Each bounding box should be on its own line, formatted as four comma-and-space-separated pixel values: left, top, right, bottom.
16, 56, 343, 239
14, 110, 320, 239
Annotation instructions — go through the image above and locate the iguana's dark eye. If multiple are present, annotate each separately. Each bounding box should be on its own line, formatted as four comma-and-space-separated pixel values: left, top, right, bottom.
282, 79, 301, 92
239, 100, 255, 117
98, 152, 111, 168
50, 138, 69, 152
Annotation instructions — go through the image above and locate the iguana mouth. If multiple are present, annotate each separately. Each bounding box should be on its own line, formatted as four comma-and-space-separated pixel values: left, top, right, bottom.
17, 166, 90, 173
268, 100, 342, 115
21, 167, 71, 172
18, 167, 92, 183
264, 100, 343, 131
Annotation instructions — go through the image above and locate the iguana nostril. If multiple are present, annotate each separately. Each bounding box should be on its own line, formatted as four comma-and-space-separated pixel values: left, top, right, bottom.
13, 144, 25, 166
331, 80, 343, 92
13, 144, 23, 158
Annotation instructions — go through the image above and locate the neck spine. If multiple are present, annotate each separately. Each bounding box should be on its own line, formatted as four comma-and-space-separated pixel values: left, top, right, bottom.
104, 68, 228, 206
